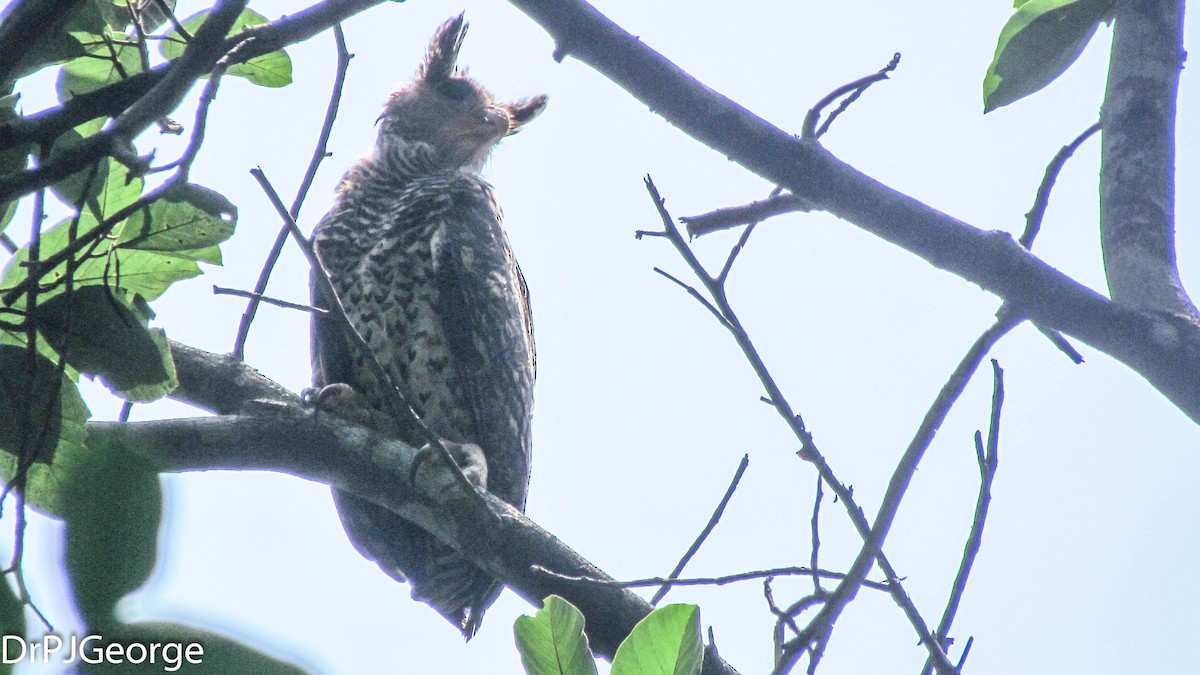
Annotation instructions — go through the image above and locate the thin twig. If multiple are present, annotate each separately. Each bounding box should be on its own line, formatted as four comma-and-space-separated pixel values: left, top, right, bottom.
213, 285, 326, 313
651, 454, 750, 605
232, 23, 351, 359
802, 53, 901, 141
641, 177, 949, 674
1021, 122, 1102, 249
809, 473, 823, 593
790, 316, 1019, 675
765, 578, 806, 662
652, 266, 731, 330
0, 233, 16, 254
532, 564, 892, 593
920, 360, 1003, 675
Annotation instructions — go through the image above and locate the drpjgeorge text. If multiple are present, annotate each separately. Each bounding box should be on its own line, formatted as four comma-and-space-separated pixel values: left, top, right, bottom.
2, 634, 203, 671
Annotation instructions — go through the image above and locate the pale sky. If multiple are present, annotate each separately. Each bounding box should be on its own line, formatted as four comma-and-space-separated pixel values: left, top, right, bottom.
5, 1, 1200, 673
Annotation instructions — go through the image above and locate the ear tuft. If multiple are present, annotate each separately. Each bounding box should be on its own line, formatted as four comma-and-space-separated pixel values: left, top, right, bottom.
419, 13, 468, 83
505, 95, 548, 135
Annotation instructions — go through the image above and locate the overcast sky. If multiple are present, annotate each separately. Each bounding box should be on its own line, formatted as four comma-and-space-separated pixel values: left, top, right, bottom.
6, 1, 1200, 673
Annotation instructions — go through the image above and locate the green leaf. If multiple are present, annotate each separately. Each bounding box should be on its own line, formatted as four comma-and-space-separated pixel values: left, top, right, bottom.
0, 183, 225, 307
86, 622, 308, 674
514, 595, 598, 675
39, 119, 110, 212
93, 0, 135, 31
119, 183, 237, 258
983, 0, 1116, 112
610, 605, 703, 675
58, 29, 145, 101
0, 343, 84, 464
62, 435, 162, 630
161, 9, 293, 88
0, 338, 90, 515
33, 286, 177, 401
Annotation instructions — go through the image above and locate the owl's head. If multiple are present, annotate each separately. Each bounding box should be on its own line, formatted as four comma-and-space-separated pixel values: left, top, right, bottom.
378, 14, 547, 172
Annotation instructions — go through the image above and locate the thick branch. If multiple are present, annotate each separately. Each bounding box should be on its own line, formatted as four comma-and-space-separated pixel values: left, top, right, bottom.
1100, 0, 1193, 315
88, 411, 736, 673
507, 0, 1200, 425
148, 342, 740, 673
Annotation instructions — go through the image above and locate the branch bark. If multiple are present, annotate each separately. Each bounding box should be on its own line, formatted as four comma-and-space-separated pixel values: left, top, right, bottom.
505, 0, 1200, 426
1100, 0, 1192, 315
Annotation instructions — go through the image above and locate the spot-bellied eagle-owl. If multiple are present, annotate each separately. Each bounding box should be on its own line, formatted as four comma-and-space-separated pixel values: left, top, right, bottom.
309, 14, 545, 638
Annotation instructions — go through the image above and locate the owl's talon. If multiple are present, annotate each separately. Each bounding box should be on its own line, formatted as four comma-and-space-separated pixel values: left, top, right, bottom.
410, 440, 489, 492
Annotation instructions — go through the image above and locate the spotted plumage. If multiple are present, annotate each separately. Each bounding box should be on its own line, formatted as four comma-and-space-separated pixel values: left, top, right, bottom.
309, 14, 545, 638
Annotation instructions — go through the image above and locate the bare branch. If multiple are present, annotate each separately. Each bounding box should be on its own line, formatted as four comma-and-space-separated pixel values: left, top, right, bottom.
1022, 122, 1101, 250
642, 178, 950, 673
212, 285, 325, 314
792, 317, 1018, 675
920, 360, 1004, 675
507, 0, 1200, 425
537, 564, 891, 594
802, 52, 901, 141
682, 193, 811, 238
651, 454, 749, 606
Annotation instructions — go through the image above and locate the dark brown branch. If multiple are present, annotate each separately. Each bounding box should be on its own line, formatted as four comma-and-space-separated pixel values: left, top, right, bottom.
167, 339, 296, 415
507, 0, 1200, 426
650, 454, 749, 605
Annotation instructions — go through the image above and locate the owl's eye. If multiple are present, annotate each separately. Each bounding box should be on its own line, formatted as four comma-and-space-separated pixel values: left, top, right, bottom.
437, 79, 475, 102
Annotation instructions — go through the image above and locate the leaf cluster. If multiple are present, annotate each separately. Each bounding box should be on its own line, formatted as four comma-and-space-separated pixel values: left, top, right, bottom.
0, 1, 301, 670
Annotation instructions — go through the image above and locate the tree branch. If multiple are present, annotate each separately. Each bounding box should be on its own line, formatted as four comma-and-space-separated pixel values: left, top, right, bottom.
1100, 0, 1193, 315
506, 0, 1200, 426
152, 341, 740, 673
88, 407, 739, 674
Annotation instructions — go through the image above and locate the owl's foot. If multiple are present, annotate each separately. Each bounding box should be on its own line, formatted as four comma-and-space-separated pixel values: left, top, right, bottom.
303, 383, 402, 435
410, 440, 489, 493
